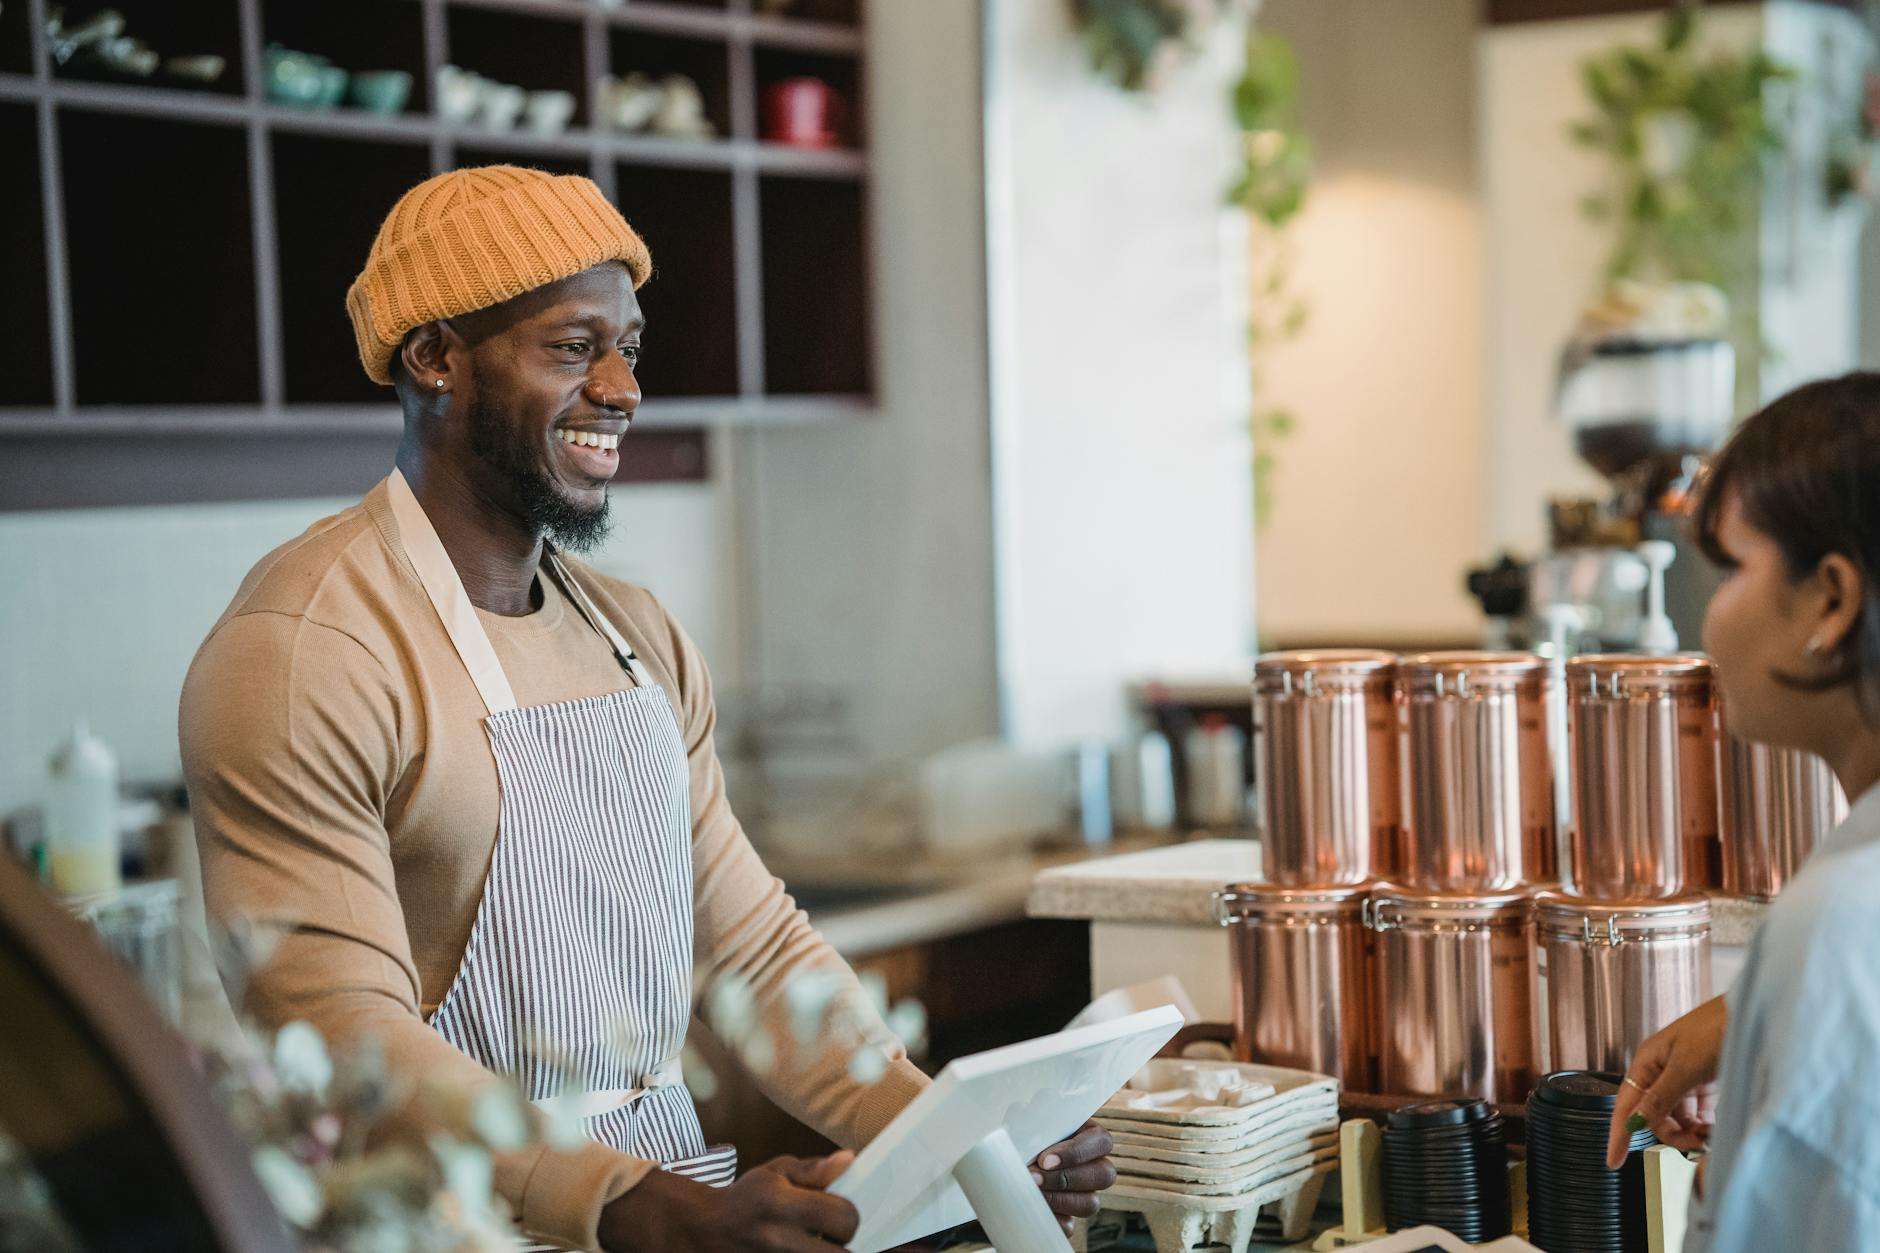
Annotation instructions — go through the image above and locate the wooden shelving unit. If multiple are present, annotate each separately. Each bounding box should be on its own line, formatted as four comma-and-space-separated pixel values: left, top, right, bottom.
0, 0, 872, 509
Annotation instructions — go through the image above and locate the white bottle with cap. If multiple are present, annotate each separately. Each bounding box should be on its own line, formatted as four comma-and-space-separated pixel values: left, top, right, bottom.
47, 720, 121, 896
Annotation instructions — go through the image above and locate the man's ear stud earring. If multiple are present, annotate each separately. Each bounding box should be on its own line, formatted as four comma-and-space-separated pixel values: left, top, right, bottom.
434, 379, 446, 391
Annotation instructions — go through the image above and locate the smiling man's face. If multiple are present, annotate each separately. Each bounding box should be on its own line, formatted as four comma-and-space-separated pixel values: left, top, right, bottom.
450, 262, 643, 551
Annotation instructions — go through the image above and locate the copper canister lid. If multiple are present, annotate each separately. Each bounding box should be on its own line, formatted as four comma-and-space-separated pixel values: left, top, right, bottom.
1213, 881, 1371, 924
1532, 889, 1711, 939
1255, 649, 1397, 695
1398, 651, 1546, 695
1565, 653, 1714, 694
1366, 885, 1531, 928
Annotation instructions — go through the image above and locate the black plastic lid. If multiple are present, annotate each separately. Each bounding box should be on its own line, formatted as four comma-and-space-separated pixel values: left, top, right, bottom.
1531, 1070, 1625, 1111
1387, 1098, 1492, 1130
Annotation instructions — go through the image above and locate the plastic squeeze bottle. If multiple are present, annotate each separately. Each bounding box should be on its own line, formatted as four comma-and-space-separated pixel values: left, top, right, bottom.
47, 721, 121, 896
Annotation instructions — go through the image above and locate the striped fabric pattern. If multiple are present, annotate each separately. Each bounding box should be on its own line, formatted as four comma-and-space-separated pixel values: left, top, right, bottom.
429, 679, 729, 1177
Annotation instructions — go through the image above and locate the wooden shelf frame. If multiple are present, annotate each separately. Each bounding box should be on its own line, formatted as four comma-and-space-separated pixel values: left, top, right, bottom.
0, 0, 874, 509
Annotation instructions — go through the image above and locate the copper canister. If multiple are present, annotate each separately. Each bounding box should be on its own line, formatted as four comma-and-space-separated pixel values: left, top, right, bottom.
1398, 652, 1555, 891
1254, 650, 1401, 885
1214, 882, 1374, 1086
1534, 891, 1711, 1075
1366, 887, 1534, 1102
1565, 655, 1719, 898
1720, 732, 1847, 900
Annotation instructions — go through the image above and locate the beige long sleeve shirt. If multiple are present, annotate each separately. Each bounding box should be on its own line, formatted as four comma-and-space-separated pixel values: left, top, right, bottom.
179, 479, 926, 1250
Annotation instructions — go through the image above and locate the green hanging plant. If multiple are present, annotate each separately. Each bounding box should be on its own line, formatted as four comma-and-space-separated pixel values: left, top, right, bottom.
1071, 0, 1255, 93
1569, 3, 1794, 342
1228, 31, 1312, 530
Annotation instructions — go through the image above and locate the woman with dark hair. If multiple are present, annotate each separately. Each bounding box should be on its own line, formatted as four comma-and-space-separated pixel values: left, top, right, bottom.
1605, 371, 1880, 1250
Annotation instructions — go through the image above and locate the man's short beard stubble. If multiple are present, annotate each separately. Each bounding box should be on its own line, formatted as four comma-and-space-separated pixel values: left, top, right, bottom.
464, 379, 613, 554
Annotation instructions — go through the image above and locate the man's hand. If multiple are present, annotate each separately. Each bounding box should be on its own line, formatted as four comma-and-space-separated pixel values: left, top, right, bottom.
598, 1151, 858, 1252
1029, 1121, 1118, 1237
1606, 994, 1728, 1168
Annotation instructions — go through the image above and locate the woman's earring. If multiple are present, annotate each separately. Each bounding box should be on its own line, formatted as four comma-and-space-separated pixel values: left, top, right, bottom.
434, 378, 446, 391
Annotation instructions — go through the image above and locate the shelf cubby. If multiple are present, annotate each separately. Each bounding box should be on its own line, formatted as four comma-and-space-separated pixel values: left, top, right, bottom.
764, 0, 860, 29
754, 45, 862, 148
273, 134, 433, 405
61, 111, 259, 405
0, 0, 871, 509
616, 164, 739, 398
2, 0, 32, 76
52, 0, 247, 98
455, 146, 590, 178
760, 174, 869, 397
264, 0, 430, 116
446, 5, 587, 129
0, 102, 52, 406
607, 29, 733, 143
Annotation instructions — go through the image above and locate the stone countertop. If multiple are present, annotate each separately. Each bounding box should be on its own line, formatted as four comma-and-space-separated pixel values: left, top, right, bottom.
1026, 838, 1769, 945
1027, 838, 1262, 926
777, 832, 1189, 958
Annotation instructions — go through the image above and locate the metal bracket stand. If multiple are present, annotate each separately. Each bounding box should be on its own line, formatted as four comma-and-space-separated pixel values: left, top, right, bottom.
951, 1128, 1071, 1253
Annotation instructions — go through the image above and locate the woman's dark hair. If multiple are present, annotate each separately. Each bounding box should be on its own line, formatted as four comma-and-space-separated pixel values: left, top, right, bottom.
1693, 370, 1880, 721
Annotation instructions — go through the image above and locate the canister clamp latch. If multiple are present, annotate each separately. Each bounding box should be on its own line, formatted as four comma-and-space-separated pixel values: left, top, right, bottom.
1582, 914, 1625, 947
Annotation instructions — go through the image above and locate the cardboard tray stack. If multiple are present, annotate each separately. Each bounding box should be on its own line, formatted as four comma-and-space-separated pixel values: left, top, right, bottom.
1088, 1059, 1341, 1252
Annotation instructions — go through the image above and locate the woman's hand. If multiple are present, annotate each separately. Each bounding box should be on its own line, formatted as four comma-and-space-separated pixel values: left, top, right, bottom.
1606, 995, 1728, 1168
599, 1150, 858, 1251
1030, 1121, 1118, 1236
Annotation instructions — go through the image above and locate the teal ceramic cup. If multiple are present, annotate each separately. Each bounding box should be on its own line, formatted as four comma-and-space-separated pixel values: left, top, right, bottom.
349, 69, 413, 116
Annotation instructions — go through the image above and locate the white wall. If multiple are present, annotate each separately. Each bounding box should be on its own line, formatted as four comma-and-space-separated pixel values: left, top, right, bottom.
1756, 2, 1873, 400
738, 0, 1000, 772
1253, 0, 1484, 646
0, 484, 729, 812
983, 0, 1256, 746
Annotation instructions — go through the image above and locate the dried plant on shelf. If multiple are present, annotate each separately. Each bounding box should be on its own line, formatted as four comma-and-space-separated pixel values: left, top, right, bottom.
191, 918, 927, 1251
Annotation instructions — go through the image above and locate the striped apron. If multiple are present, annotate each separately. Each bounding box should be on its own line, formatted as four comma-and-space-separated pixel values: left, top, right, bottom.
387, 469, 736, 1188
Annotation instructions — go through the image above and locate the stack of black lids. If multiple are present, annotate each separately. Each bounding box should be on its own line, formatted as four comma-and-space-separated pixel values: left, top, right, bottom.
1381, 1098, 1512, 1243
1527, 1071, 1657, 1252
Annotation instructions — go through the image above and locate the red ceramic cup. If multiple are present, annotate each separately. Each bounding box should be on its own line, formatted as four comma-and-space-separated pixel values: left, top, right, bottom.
763, 76, 842, 148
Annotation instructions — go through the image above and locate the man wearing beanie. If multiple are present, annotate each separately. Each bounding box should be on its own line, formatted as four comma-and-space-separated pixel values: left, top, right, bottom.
179, 166, 1115, 1250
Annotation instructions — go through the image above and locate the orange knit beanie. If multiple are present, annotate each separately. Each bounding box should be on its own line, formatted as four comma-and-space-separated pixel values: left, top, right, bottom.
346, 165, 652, 385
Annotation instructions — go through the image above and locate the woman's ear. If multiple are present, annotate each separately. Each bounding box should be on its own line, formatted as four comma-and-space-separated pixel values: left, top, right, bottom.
399, 321, 454, 394
1809, 552, 1866, 657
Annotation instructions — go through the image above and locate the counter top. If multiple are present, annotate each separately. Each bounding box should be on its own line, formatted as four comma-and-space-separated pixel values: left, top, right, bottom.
1026, 838, 1769, 945
774, 832, 1188, 958
1027, 838, 1261, 925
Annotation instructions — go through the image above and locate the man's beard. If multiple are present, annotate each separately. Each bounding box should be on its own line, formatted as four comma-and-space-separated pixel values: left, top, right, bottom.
466, 391, 613, 553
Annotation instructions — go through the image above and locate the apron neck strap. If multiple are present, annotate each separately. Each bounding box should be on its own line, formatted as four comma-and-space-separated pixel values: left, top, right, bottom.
387, 468, 519, 716
542, 550, 655, 688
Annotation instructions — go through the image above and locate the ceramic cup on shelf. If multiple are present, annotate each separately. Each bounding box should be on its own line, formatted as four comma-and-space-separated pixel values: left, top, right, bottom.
600, 73, 663, 133
435, 65, 482, 125
524, 89, 577, 136
349, 70, 414, 117
762, 76, 840, 148
314, 64, 349, 110
649, 75, 714, 139
264, 45, 327, 110
478, 80, 527, 131
163, 54, 227, 85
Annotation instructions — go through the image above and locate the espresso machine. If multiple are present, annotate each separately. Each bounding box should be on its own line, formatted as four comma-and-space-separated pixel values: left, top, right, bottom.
1468, 331, 1737, 658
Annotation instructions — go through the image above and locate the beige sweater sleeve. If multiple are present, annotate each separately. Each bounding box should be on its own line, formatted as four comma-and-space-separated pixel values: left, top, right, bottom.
181, 613, 654, 1250
645, 597, 932, 1144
